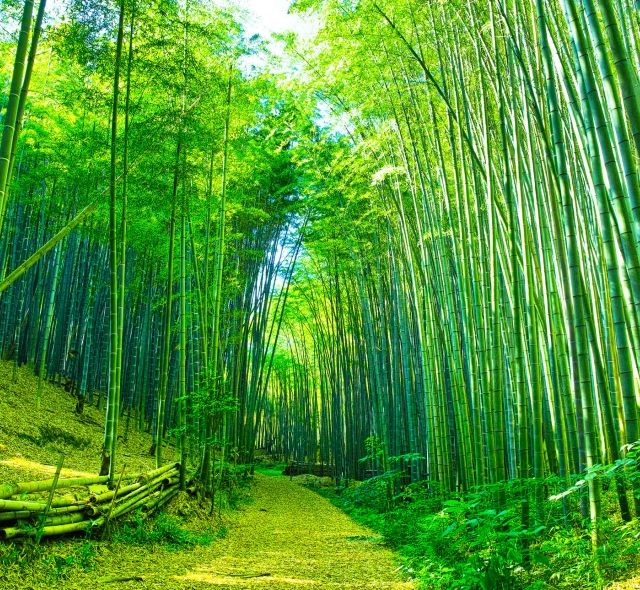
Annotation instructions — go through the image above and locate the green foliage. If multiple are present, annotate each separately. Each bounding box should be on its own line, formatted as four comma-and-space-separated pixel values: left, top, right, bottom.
327, 472, 640, 590
216, 461, 255, 509
46, 541, 96, 580
254, 462, 288, 477
359, 435, 385, 464
549, 441, 639, 504
340, 472, 396, 513
113, 511, 217, 550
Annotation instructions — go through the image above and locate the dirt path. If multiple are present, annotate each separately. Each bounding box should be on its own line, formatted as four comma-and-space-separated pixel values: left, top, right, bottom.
70, 474, 414, 590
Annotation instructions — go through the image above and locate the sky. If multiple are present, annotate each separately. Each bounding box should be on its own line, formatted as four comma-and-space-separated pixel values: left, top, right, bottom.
10, 0, 320, 76
230, 0, 316, 39
31, 0, 317, 49
213, 0, 319, 71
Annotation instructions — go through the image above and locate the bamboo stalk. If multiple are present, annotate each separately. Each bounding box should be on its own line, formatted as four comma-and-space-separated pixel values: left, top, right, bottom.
36, 453, 65, 543
42, 512, 86, 528
0, 475, 109, 500
0, 519, 95, 540
89, 481, 141, 504
137, 463, 180, 483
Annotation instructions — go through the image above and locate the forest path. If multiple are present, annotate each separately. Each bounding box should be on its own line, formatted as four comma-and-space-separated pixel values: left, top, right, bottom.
71, 474, 414, 590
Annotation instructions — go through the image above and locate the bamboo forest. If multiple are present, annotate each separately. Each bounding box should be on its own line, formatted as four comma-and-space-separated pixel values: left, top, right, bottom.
0, 0, 639, 588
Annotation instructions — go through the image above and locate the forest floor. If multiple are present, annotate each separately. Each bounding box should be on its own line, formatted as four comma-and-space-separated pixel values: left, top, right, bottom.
0, 362, 412, 589
68, 474, 415, 590
0, 360, 177, 484
611, 577, 640, 590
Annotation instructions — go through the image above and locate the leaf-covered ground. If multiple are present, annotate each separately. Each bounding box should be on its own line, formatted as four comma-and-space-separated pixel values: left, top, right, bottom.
0, 364, 636, 589
66, 474, 415, 589
610, 577, 640, 590
0, 360, 176, 485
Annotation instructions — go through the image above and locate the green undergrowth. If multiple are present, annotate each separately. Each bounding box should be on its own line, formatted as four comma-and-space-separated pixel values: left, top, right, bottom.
253, 462, 288, 477
0, 509, 227, 587
0, 496, 236, 589
113, 510, 222, 549
318, 463, 640, 589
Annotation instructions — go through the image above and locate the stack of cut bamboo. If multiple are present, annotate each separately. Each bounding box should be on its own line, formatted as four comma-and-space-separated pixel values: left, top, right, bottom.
0, 463, 180, 540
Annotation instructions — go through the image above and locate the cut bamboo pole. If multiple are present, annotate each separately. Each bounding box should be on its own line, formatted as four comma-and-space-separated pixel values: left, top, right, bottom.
0, 476, 109, 500
42, 512, 86, 528
0, 504, 85, 522
138, 463, 180, 483
37, 454, 65, 543
0, 519, 94, 540
89, 481, 141, 504
0, 498, 50, 512
0, 464, 181, 539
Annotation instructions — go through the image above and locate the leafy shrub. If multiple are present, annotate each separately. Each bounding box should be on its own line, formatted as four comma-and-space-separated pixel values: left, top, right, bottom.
45, 541, 95, 580
330, 465, 640, 590
343, 472, 396, 513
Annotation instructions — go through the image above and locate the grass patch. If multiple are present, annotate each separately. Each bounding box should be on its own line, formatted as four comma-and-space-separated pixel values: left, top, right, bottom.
253, 463, 287, 477
113, 510, 221, 550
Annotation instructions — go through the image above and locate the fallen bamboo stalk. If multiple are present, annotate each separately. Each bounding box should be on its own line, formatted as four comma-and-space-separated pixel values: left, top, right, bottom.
0, 510, 31, 522
162, 475, 179, 487
49, 496, 85, 509
110, 481, 163, 512
143, 484, 179, 513
89, 481, 141, 504
0, 498, 49, 512
106, 489, 160, 521
0, 496, 89, 512
1, 518, 94, 540
109, 472, 174, 509
84, 504, 101, 517
48, 503, 86, 515
86, 474, 171, 518
0, 503, 86, 522
0, 509, 86, 529
0, 476, 109, 500
96, 483, 167, 523
137, 463, 180, 483
0, 464, 181, 539
43, 512, 87, 528
123, 483, 178, 518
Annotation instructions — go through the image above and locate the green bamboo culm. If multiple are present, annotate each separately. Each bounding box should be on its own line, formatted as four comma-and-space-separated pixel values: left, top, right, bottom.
0, 0, 35, 234
102, 0, 125, 484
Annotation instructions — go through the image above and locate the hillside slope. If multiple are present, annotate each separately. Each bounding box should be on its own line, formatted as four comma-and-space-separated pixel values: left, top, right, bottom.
0, 360, 175, 489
